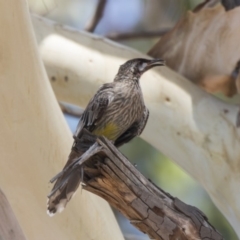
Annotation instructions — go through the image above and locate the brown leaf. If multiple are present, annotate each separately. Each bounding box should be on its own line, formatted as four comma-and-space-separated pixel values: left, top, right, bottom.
148, 4, 240, 96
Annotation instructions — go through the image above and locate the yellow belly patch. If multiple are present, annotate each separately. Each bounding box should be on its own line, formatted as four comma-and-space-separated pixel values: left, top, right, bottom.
93, 123, 119, 140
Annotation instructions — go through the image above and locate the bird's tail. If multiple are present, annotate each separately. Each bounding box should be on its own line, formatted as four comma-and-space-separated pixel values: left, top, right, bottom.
47, 149, 83, 216
47, 130, 98, 216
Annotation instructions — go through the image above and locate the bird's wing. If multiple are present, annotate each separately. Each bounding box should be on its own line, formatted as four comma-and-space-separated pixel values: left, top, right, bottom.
115, 108, 149, 147
74, 83, 114, 137
47, 83, 115, 215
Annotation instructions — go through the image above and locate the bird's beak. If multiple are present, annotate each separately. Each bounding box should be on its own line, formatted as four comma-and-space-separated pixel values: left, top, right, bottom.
147, 59, 165, 69
140, 59, 165, 73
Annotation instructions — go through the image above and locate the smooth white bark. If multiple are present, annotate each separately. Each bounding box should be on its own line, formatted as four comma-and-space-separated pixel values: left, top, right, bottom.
0, 2, 123, 240
32, 15, 240, 236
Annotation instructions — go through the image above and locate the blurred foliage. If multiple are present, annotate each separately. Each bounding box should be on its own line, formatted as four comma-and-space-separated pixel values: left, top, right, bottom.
34, 0, 238, 239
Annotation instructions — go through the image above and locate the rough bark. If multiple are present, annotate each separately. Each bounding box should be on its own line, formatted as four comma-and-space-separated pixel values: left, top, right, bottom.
51, 130, 223, 240
0, 1, 123, 240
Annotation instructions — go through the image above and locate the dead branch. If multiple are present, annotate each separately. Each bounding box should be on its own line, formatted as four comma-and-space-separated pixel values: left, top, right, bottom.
106, 28, 171, 41
0, 188, 27, 240
50, 130, 224, 240
85, 0, 107, 32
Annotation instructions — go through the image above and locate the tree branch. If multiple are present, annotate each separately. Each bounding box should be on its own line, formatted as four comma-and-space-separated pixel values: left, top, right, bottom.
32, 15, 240, 237
106, 28, 171, 41
85, 0, 107, 32
50, 130, 224, 240
59, 102, 83, 117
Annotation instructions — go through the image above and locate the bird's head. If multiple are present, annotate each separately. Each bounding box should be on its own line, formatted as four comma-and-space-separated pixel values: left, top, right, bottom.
114, 58, 165, 82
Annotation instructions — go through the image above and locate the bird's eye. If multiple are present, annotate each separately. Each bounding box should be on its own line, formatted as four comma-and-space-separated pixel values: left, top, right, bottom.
138, 62, 148, 72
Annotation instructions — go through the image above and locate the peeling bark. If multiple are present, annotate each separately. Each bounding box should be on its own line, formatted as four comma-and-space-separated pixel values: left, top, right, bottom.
148, 4, 240, 93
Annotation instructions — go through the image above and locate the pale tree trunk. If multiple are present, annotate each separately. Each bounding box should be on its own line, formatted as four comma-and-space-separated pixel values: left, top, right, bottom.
0, 189, 26, 240
0, 1, 123, 239
31, 14, 240, 237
